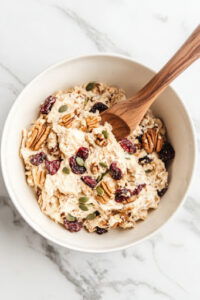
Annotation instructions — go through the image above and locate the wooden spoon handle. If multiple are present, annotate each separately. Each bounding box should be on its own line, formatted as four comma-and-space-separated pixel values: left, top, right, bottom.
131, 25, 200, 106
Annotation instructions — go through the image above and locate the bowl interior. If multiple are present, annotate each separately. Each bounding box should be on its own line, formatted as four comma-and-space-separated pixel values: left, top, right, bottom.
1, 55, 195, 252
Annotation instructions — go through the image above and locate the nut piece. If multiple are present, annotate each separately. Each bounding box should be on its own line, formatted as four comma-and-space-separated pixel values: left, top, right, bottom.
96, 194, 109, 204
25, 165, 34, 187
101, 181, 113, 197
142, 128, 163, 153
95, 133, 108, 147
47, 131, 60, 156
54, 189, 66, 199
95, 181, 113, 204
86, 116, 100, 132
25, 165, 46, 189
80, 125, 87, 132
90, 162, 99, 175
26, 122, 50, 151
59, 113, 75, 127
34, 169, 46, 189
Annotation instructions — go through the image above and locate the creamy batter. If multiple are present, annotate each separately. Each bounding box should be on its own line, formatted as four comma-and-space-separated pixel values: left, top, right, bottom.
20, 82, 174, 234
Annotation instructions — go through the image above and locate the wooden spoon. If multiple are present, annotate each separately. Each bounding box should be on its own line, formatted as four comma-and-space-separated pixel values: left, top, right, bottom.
101, 25, 200, 140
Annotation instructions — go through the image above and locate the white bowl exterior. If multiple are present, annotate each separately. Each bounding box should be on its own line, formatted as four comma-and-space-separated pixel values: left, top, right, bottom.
1, 55, 196, 252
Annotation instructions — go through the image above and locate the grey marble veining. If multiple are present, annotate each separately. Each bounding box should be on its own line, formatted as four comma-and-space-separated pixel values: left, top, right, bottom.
52, 5, 130, 56
0, 0, 200, 299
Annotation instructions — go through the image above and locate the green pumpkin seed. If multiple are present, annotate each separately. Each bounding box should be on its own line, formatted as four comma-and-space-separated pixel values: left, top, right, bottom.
79, 203, 89, 211
62, 167, 70, 174
58, 104, 68, 113
145, 169, 152, 173
76, 157, 85, 167
102, 170, 109, 177
84, 97, 90, 106
99, 162, 108, 168
97, 174, 103, 182
86, 82, 96, 91
97, 170, 108, 182
96, 186, 104, 196
102, 130, 109, 139
66, 213, 76, 222
79, 196, 89, 203
86, 213, 97, 220
125, 157, 131, 160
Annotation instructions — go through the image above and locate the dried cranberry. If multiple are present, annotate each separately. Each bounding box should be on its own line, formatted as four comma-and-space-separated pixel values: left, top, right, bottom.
96, 227, 108, 234
89, 102, 108, 113
81, 176, 97, 188
157, 187, 168, 197
131, 184, 146, 195
45, 159, 61, 175
138, 156, 153, 165
76, 147, 89, 160
69, 156, 86, 174
115, 188, 132, 202
119, 138, 136, 154
158, 143, 175, 163
109, 162, 123, 180
30, 152, 46, 166
40, 96, 56, 114
64, 219, 83, 232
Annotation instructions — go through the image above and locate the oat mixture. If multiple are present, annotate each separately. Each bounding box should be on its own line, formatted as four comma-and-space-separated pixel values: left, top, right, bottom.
20, 82, 175, 234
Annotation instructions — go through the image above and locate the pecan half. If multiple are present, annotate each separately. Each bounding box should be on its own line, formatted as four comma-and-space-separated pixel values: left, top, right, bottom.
26, 122, 50, 151
101, 181, 113, 197
142, 128, 163, 153
86, 116, 100, 132
95, 181, 113, 204
95, 133, 108, 147
59, 113, 75, 127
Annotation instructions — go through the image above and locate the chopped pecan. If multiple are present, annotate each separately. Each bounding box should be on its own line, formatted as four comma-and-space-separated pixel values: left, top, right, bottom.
54, 189, 66, 198
95, 194, 109, 204
90, 162, 99, 174
26, 122, 50, 151
142, 128, 163, 153
95, 133, 108, 147
80, 125, 87, 132
25, 166, 34, 187
101, 181, 113, 197
95, 181, 113, 204
31, 167, 46, 189
59, 113, 75, 127
35, 169, 46, 188
86, 116, 100, 132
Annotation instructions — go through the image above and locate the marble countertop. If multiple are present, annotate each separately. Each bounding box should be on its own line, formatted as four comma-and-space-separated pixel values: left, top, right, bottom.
0, 0, 200, 299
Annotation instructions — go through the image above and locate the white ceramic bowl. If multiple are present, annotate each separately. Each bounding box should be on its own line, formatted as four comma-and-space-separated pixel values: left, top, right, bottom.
1, 54, 196, 252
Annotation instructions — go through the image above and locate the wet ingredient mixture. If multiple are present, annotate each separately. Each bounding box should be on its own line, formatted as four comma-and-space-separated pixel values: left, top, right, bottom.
20, 82, 175, 234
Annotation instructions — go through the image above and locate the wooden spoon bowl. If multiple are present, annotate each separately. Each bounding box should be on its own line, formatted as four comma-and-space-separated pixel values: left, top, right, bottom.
101, 25, 200, 140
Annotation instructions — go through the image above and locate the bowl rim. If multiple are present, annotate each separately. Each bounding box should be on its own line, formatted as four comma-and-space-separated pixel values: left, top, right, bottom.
1, 53, 197, 253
